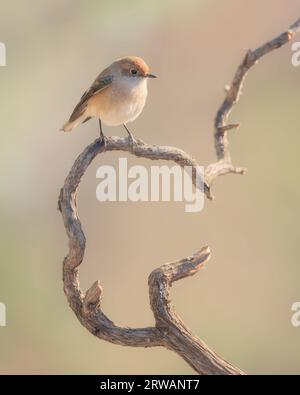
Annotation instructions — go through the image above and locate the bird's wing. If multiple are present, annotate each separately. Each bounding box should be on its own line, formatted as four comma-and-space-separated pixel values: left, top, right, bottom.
68, 73, 114, 122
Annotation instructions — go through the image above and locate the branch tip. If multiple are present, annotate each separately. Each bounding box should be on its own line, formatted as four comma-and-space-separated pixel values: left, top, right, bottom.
193, 245, 211, 262
234, 167, 247, 175
169, 246, 211, 283
224, 84, 231, 93
206, 189, 215, 200
218, 123, 240, 133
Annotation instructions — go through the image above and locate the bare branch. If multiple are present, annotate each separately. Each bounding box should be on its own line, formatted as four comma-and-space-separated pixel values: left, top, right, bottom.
210, 17, 300, 191
58, 17, 300, 374
58, 137, 242, 373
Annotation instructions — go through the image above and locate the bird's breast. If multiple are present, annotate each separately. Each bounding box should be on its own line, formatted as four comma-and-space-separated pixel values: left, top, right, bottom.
88, 78, 148, 126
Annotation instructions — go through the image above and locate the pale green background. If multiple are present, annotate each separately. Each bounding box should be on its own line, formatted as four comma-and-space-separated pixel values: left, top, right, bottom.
0, 0, 300, 374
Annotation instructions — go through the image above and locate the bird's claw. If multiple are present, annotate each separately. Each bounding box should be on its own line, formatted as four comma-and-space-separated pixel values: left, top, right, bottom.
128, 134, 138, 150
100, 135, 108, 149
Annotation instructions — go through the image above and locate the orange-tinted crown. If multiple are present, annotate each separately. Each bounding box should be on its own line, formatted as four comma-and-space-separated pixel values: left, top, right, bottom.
118, 56, 150, 77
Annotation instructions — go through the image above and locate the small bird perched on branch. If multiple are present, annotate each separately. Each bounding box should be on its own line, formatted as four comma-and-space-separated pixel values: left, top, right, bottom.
61, 56, 157, 145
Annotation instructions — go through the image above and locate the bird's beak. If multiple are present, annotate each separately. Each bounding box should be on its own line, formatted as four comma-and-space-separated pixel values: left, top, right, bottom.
146, 73, 157, 78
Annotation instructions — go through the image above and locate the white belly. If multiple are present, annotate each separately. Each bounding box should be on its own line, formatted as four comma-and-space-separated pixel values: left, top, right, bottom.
101, 96, 146, 126
99, 78, 148, 126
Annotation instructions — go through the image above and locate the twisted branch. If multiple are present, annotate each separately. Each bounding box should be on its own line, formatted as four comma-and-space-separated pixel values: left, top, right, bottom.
58, 17, 300, 374
206, 17, 300, 192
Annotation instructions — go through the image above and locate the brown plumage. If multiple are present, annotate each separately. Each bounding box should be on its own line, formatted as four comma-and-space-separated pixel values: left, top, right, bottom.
61, 56, 156, 135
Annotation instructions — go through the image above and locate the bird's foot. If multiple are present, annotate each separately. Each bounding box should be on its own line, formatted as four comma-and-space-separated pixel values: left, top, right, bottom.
100, 134, 109, 149
128, 133, 138, 151
123, 124, 138, 151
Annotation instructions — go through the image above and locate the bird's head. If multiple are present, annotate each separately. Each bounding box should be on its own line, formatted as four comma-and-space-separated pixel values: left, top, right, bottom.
116, 56, 157, 79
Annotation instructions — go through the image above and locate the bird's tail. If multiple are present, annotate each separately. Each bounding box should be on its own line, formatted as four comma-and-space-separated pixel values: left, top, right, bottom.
60, 121, 73, 132
60, 114, 87, 132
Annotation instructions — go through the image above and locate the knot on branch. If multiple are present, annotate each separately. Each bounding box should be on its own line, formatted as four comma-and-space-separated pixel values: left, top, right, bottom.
83, 280, 103, 315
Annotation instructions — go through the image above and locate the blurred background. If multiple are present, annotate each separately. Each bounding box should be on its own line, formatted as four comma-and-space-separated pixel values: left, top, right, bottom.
0, 0, 300, 374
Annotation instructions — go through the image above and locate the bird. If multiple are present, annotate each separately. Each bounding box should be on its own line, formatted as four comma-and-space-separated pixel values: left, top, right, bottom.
61, 56, 157, 145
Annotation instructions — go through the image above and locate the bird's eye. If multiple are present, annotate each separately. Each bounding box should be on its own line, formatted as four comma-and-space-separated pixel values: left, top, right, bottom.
130, 69, 138, 75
